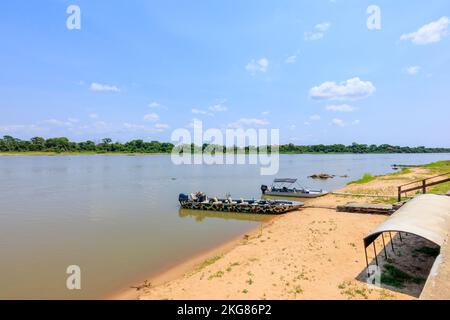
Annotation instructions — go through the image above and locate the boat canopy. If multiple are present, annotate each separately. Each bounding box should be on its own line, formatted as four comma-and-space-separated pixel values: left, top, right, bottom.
273, 178, 297, 184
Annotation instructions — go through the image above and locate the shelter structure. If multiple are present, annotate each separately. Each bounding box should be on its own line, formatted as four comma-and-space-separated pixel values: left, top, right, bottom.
363, 194, 450, 274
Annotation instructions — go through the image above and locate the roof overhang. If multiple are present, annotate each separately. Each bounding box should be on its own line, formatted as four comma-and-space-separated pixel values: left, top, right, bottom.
364, 194, 450, 248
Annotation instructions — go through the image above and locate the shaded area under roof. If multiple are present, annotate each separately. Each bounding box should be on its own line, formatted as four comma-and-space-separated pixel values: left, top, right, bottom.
364, 194, 450, 248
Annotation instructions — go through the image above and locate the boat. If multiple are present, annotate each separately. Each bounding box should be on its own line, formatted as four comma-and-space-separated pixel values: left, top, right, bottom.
261, 178, 328, 198
178, 192, 304, 215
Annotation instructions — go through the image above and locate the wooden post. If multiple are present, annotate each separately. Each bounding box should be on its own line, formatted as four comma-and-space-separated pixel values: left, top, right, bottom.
398, 186, 402, 202
422, 180, 426, 194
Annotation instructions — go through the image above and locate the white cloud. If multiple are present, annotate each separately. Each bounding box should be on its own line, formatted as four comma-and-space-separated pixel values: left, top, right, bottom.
288, 124, 296, 130
42, 119, 76, 127
331, 118, 345, 127
209, 103, 228, 112
191, 108, 211, 115
310, 77, 376, 101
304, 121, 311, 126
310, 114, 321, 121
304, 22, 331, 41
92, 121, 109, 129
246, 58, 269, 74
148, 101, 168, 110
89, 82, 120, 92
0, 124, 46, 134
143, 113, 160, 122
262, 111, 270, 116
228, 118, 269, 129
315, 22, 331, 32
154, 123, 170, 130
285, 55, 297, 64
401, 16, 449, 45
352, 120, 360, 125
42, 119, 65, 126
122, 123, 153, 132
122, 122, 168, 133
89, 113, 99, 119
325, 104, 355, 112
405, 66, 421, 75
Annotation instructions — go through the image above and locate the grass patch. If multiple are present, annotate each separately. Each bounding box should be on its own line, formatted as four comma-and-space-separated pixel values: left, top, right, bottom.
348, 173, 376, 185
194, 255, 222, 273
389, 168, 412, 176
208, 270, 225, 280
429, 181, 450, 195
373, 197, 400, 204
381, 264, 425, 288
422, 160, 450, 172
413, 246, 440, 258
338, 281, 370, 299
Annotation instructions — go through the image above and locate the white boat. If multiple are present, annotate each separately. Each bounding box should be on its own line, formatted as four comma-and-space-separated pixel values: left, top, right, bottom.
261, 178, 328, 198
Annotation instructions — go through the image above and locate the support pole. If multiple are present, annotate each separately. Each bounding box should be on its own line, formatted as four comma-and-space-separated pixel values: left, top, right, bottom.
373, 242, 379, 266
364, 245, 370, 277
422, 180, 427, 194
381, 233, 388, 259
399, 232, 403, 242
389, 232, 395, 252
398, 186, 401, 202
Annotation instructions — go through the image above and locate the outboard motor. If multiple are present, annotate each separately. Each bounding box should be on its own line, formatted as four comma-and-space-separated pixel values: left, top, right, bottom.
197, 192, 207, 202
261, 185, 268, 194
178, 193, 189, 204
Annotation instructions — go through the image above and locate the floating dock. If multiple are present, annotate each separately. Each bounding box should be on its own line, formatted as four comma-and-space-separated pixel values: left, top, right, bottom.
337, 202, 395, 215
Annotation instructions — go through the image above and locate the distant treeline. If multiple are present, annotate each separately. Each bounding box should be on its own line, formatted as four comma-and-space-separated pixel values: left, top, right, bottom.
1, 135, 449, 154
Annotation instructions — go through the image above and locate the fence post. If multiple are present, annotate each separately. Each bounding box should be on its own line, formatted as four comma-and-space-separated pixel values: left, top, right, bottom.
422, 180, 427, 194
398, 186, 401, 202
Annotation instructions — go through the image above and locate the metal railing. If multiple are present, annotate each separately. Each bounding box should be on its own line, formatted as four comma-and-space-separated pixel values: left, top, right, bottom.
397, 172, 450, 201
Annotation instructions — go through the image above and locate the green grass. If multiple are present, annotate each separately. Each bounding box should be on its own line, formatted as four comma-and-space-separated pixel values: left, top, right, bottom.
421, 160, 450, 173
419, 161, 450, 194
208, 270, 225, 280
429, 181, 450, 195
194, 255, 222, 273
348, 173, 376, 185
389, 168, 412, 176
381, 264, 425, 288
413, 246, 440, 258
422, 160, 450, 169
373, 197, 401, 204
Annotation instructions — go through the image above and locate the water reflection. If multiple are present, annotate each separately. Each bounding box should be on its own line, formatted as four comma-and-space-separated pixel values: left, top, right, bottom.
178, 208, 273, 223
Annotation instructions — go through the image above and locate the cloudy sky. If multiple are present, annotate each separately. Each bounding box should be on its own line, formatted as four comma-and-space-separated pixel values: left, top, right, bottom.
1, 0, 449, 146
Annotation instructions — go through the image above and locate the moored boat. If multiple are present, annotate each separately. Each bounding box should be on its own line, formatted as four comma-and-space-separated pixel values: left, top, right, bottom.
178, 192, 304, 215
261, 178, 328, 198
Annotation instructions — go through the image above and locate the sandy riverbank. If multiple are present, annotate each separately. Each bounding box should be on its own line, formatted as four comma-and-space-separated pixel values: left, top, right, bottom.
116, 164, 448, 300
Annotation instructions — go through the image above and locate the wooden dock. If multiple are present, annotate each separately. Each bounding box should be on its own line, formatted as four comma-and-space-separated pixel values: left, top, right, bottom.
336, 202, 395, 215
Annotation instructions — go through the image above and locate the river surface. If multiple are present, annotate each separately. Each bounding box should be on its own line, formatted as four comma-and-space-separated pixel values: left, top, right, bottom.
0, 153, 449, 299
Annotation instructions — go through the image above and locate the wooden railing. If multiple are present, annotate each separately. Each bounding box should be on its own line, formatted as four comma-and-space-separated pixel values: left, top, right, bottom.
397, 172, 450, 201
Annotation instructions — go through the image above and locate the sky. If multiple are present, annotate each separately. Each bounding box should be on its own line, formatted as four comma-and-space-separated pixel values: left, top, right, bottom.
0, 0, 449, 146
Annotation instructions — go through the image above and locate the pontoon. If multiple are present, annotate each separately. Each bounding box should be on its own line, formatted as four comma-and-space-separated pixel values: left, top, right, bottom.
178, 192, 304, 215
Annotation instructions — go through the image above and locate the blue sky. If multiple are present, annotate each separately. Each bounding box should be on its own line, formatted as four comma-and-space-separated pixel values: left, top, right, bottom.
1, 0, 449, 146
